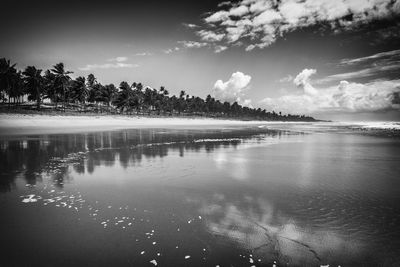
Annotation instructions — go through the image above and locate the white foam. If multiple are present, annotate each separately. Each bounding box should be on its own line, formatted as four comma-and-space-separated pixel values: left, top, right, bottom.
21, 194, 38, 203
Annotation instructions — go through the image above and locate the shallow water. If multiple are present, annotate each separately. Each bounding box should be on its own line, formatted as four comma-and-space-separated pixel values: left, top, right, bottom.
1, 125, 400, 266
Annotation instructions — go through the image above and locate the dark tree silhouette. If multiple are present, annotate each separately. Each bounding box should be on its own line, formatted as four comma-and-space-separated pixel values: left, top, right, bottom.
71, 76, 88, 110
51, 63, 73, 112
23, 66, 43, 110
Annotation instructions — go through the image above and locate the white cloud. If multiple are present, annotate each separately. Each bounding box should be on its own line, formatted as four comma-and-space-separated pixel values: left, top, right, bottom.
260, 68, 400, 114
205, 10, 230, 23
214, 45, 228, 53
108, 56, 128, 62
316, 64, 400, 84
253, 9, 282, 26
218, 1, 232, 7
178, 40, 208, 48
241, 99, 253, 108
293, 68, 318, 95
135, 52, 153, 56
163, 47, 180, 54
339, 49, 400, 65
182, 23, 199, 29
229, 5, 249, 17
213, 71, 252, 104
279, 74, 293, 83
199, 0, 400, 50
197, 30, 225, 42
79, 62, 138, 71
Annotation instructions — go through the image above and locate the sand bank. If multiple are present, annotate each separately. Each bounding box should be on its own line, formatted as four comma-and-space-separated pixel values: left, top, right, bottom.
0, 114, 300, 136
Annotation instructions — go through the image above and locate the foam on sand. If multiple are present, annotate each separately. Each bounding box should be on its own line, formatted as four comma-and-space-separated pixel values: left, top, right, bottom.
348, 121, 400, 130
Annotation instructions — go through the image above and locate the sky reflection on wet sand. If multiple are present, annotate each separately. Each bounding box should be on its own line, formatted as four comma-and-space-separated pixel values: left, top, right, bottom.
1, 127, 400, 266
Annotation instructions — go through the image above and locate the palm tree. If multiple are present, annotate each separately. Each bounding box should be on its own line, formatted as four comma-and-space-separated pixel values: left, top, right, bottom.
23, 66, 43, 110
159, 86, 170, 114
0, 58, 18, 108
51, 63, 72, 112
113, 81, 133, 114
102, 84, 117, 112
11, 71, 25, 106
93, 83, 105, 112
143, 87, 155, 114
71, 76, 88, 111
178, 90, 186, 115
42, 70, 57, 108
132, 84, 144, 114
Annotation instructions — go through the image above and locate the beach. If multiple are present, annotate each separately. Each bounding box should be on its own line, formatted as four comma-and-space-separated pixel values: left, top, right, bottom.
2, 113, 399, 138
0, 113, 305, 136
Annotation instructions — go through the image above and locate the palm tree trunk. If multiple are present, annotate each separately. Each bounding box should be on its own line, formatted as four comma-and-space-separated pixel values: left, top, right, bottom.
63, 87, 66, 112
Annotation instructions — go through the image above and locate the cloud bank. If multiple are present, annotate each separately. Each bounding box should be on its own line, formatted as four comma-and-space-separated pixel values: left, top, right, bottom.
195, 0, 400, 51
213, 71, 252, 106
260, 68, 400, 114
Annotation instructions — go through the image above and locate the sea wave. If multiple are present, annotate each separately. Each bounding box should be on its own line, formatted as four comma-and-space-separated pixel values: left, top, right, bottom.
347, 121, 400, 130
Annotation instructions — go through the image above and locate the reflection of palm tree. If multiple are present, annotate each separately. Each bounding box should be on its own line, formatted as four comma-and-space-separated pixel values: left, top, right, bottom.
0, 127, 283, 191
51, 63, 73, 112
23, 66, 43, 110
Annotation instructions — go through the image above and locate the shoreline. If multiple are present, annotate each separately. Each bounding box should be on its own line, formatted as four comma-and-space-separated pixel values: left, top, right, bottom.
1, 113, 398, 137
0, 113, 307, 136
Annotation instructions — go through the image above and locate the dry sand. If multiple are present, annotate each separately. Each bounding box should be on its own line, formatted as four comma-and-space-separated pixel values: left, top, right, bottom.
0, 114, 297, 136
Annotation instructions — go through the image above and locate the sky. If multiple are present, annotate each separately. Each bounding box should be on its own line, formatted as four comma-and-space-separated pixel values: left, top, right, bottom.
1, 0, 400, 121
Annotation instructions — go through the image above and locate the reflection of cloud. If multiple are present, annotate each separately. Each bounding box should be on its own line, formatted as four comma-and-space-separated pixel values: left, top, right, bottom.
214, 152, 249, 180
196, 194, 364, 265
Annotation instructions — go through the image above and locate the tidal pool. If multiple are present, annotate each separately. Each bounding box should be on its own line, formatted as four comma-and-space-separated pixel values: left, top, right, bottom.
1, 126, 400, 266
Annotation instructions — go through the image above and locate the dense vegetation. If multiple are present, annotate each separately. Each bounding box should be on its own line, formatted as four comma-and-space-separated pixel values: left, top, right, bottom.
0, 58, 315, 121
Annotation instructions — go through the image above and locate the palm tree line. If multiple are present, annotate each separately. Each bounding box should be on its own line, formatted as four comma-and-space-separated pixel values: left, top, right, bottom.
0, 58, 315, 121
